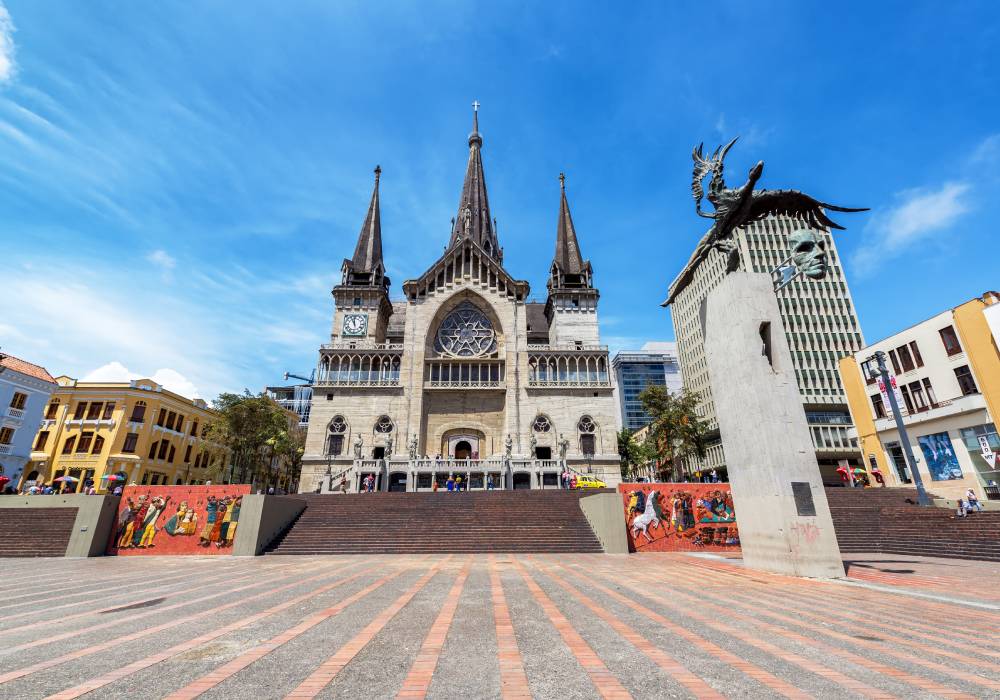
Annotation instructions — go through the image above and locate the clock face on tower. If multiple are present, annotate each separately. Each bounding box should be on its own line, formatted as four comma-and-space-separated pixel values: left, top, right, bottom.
342, 313, 368, 337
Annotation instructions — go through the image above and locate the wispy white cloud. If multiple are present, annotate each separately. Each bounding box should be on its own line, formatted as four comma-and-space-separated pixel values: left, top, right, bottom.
852, 181, 971, 275
0, 3, 15, 84
146, 249, 176, 271
83, 361, 201, 399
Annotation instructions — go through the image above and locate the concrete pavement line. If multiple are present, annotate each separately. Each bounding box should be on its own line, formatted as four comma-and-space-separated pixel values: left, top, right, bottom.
0, 560, 345, 683
832, 577, 1000, 612
539, 557, 809, 700
488, 555, 531, 700
43, 561, 375, 700
395, 558, 471, 699
562, 558, 902, 700
526, 556, 726, 699
617, 561, 983, 699
508, 556, 634, 700
283, 556, 453, 700
687, 564, 1000, 667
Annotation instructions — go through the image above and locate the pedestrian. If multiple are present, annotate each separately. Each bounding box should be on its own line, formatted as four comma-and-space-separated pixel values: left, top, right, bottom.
432, 479, 439, 492
339, 476, 348, 494
487, 474, 494, 490
267, 486, 275, 495
446, 476, 455, 492
709, 469, 718, 483
455, 475, 463, 492
569, 474, 577, 490
871, 465, 886, 487
956, 499, 967, 517
966, 488, 984, 513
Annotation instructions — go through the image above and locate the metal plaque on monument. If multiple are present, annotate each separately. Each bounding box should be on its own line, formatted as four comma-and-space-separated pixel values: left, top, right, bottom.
670, 139, 868, 578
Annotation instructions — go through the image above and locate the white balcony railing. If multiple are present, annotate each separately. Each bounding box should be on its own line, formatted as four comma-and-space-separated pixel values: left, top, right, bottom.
322, 341, 404, 351
6, 407, 24, 420
0, 444, 12, 455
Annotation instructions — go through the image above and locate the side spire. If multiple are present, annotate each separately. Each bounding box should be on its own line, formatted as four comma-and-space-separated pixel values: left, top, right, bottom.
549, 172, 592, 290
343, 165, 387, 289
448, 101, 501, 261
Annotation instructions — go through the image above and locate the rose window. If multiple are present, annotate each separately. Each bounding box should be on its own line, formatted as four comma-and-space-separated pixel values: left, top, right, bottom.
434, 302, 496, 357
578, 415, 596, 433
329, 415, 347, 433
374, 415, 393, 433
532, 415, 551, 433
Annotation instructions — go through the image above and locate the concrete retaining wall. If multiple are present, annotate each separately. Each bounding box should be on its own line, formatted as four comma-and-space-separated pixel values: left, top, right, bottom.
232, 495, 307, 556
579, 491, 629, 554
0, 495, 120, 557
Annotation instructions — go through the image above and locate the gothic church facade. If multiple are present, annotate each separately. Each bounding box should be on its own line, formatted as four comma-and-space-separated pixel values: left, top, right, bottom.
299, 111, 621, 493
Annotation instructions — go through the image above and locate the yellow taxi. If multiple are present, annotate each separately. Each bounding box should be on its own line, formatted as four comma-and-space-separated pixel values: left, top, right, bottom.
573, 475, 607, 489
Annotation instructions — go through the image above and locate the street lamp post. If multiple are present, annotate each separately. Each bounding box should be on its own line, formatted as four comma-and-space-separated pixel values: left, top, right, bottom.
873, 350, 930, 506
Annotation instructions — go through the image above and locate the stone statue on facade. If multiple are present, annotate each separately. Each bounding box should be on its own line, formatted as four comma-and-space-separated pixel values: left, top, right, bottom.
352, 434, 363, 459
529, 434, 537, 457
407, 435, 418, 460
665, 138, 867, 304
385, 435, 393, 457
504, 433, 513, 458
558, 434, 569, 460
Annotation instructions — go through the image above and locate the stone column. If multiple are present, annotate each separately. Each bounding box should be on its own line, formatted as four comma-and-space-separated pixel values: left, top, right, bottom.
704, 272, 844, 579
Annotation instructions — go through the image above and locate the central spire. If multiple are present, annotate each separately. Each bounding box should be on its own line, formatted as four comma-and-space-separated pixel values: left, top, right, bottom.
448, 101, 500, 261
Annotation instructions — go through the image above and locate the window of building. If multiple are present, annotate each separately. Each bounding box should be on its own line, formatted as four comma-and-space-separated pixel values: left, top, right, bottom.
130, 401, 146, 423
955, 365, 978, 396
190, 421, 199, 437
887, 350, 902, 375
91, 435, 105, 454
860, 358, 879, 385
86, 402, 103, 420
532, 414, 552, 433
896, 345, 915, 373
102, 402, 115, 420
148, 440, 159, 459
166, 411, 177, 430
158, 440, 170, 460
34, 430, 49, 450
578, 415, 596, 433
156, 409, 166, 427
73, 403, 87, 420
184, 445, 192, 462
62, 436, 76, 454
870, 394, 886, 419
909, 341, 924, 368
122, 433, 138, 453
0, 427, 13, 445
77, 432, 94, 453
168, 445, 176, 463
10, 392, 27, 410
580, 434, 596, 456
909, 381, 927, 412
327, 415, 347, 455
922, 378, 937, 406
939, 325, 962, 356
45, 399, 60, 419
899, 385, 915, 414
374, 415, 393, 433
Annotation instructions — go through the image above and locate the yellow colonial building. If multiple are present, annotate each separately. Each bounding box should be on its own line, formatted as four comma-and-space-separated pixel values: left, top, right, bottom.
840, 291, 1000, 502
23, 376, 228, 492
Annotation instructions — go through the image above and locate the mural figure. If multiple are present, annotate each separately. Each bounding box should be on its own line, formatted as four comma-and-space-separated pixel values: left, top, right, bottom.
137, 495, 170, 548
164, 501, 198, 536
630, 491, 662, 543
117, 495, 142, 548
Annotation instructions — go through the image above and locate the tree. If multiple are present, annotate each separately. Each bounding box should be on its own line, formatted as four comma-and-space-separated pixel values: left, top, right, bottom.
638, 385, 708, 481
617, 428, 651, 482
207, 391, 291, 486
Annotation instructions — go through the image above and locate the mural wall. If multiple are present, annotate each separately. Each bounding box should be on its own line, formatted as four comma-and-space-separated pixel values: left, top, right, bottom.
620, 483, 740, 553
107, 484, 251, 556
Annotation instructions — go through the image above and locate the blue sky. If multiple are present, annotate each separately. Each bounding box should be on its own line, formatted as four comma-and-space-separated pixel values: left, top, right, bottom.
1, 2, 998, 399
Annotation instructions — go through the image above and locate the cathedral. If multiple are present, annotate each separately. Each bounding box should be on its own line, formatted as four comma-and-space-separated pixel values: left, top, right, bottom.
299, 108, 621, 493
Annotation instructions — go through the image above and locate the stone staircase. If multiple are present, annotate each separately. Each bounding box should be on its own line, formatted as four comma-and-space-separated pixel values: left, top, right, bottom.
0, 507, 77, 557
264, 490, 607, 555
826, 487, 1000, 561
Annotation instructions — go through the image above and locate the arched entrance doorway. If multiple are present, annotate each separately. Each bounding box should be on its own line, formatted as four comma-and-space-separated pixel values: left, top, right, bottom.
454, 440, 472, 460
513, 472, 531, 490
388, 472, 407, 492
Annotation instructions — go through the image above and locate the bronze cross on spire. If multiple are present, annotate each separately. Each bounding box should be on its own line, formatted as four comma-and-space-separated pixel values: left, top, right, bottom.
472, 100, 480, 112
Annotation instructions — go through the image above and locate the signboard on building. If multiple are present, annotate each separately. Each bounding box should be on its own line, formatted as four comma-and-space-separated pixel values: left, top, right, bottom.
877, 374, 906, 417
979, 435, 997, 468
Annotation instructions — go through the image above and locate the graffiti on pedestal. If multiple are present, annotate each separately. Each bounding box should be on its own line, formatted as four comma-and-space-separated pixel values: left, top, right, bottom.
107, 485, 251, 556
620, 483, 740, 553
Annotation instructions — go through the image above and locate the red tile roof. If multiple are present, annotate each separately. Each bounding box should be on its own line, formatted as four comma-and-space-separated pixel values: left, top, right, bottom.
0, 354, 56, 384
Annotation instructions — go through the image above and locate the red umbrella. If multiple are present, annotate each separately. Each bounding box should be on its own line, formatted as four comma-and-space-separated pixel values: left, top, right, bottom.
0, 475, 10, 485
54, 475, 79, 482
101, 473, 124, 481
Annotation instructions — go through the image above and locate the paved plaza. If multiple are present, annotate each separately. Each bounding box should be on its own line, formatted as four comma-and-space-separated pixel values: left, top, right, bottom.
0, 553, 998, 699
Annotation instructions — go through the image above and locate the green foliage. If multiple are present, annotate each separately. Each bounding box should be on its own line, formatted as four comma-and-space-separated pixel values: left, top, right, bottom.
617, 428, 652, 481
208, 391, 303, 489
637, 385, 708, 480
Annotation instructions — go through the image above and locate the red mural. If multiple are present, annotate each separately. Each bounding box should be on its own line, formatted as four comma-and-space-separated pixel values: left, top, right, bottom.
619, 483, 741, 553
107, 484, 251, 556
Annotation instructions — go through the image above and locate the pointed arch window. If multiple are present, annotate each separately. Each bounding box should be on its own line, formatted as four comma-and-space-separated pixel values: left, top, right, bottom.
578, 415, 596, 457
327, 415, 347, 455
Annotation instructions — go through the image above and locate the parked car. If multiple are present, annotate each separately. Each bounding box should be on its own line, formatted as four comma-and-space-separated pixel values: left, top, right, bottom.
574, 475, 607, 489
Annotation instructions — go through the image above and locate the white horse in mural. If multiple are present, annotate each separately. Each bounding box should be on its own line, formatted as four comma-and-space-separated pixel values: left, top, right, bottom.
630, 491, 660, 544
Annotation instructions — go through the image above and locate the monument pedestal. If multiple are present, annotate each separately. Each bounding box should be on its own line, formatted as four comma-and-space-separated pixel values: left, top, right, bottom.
704, 272, 844, 578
